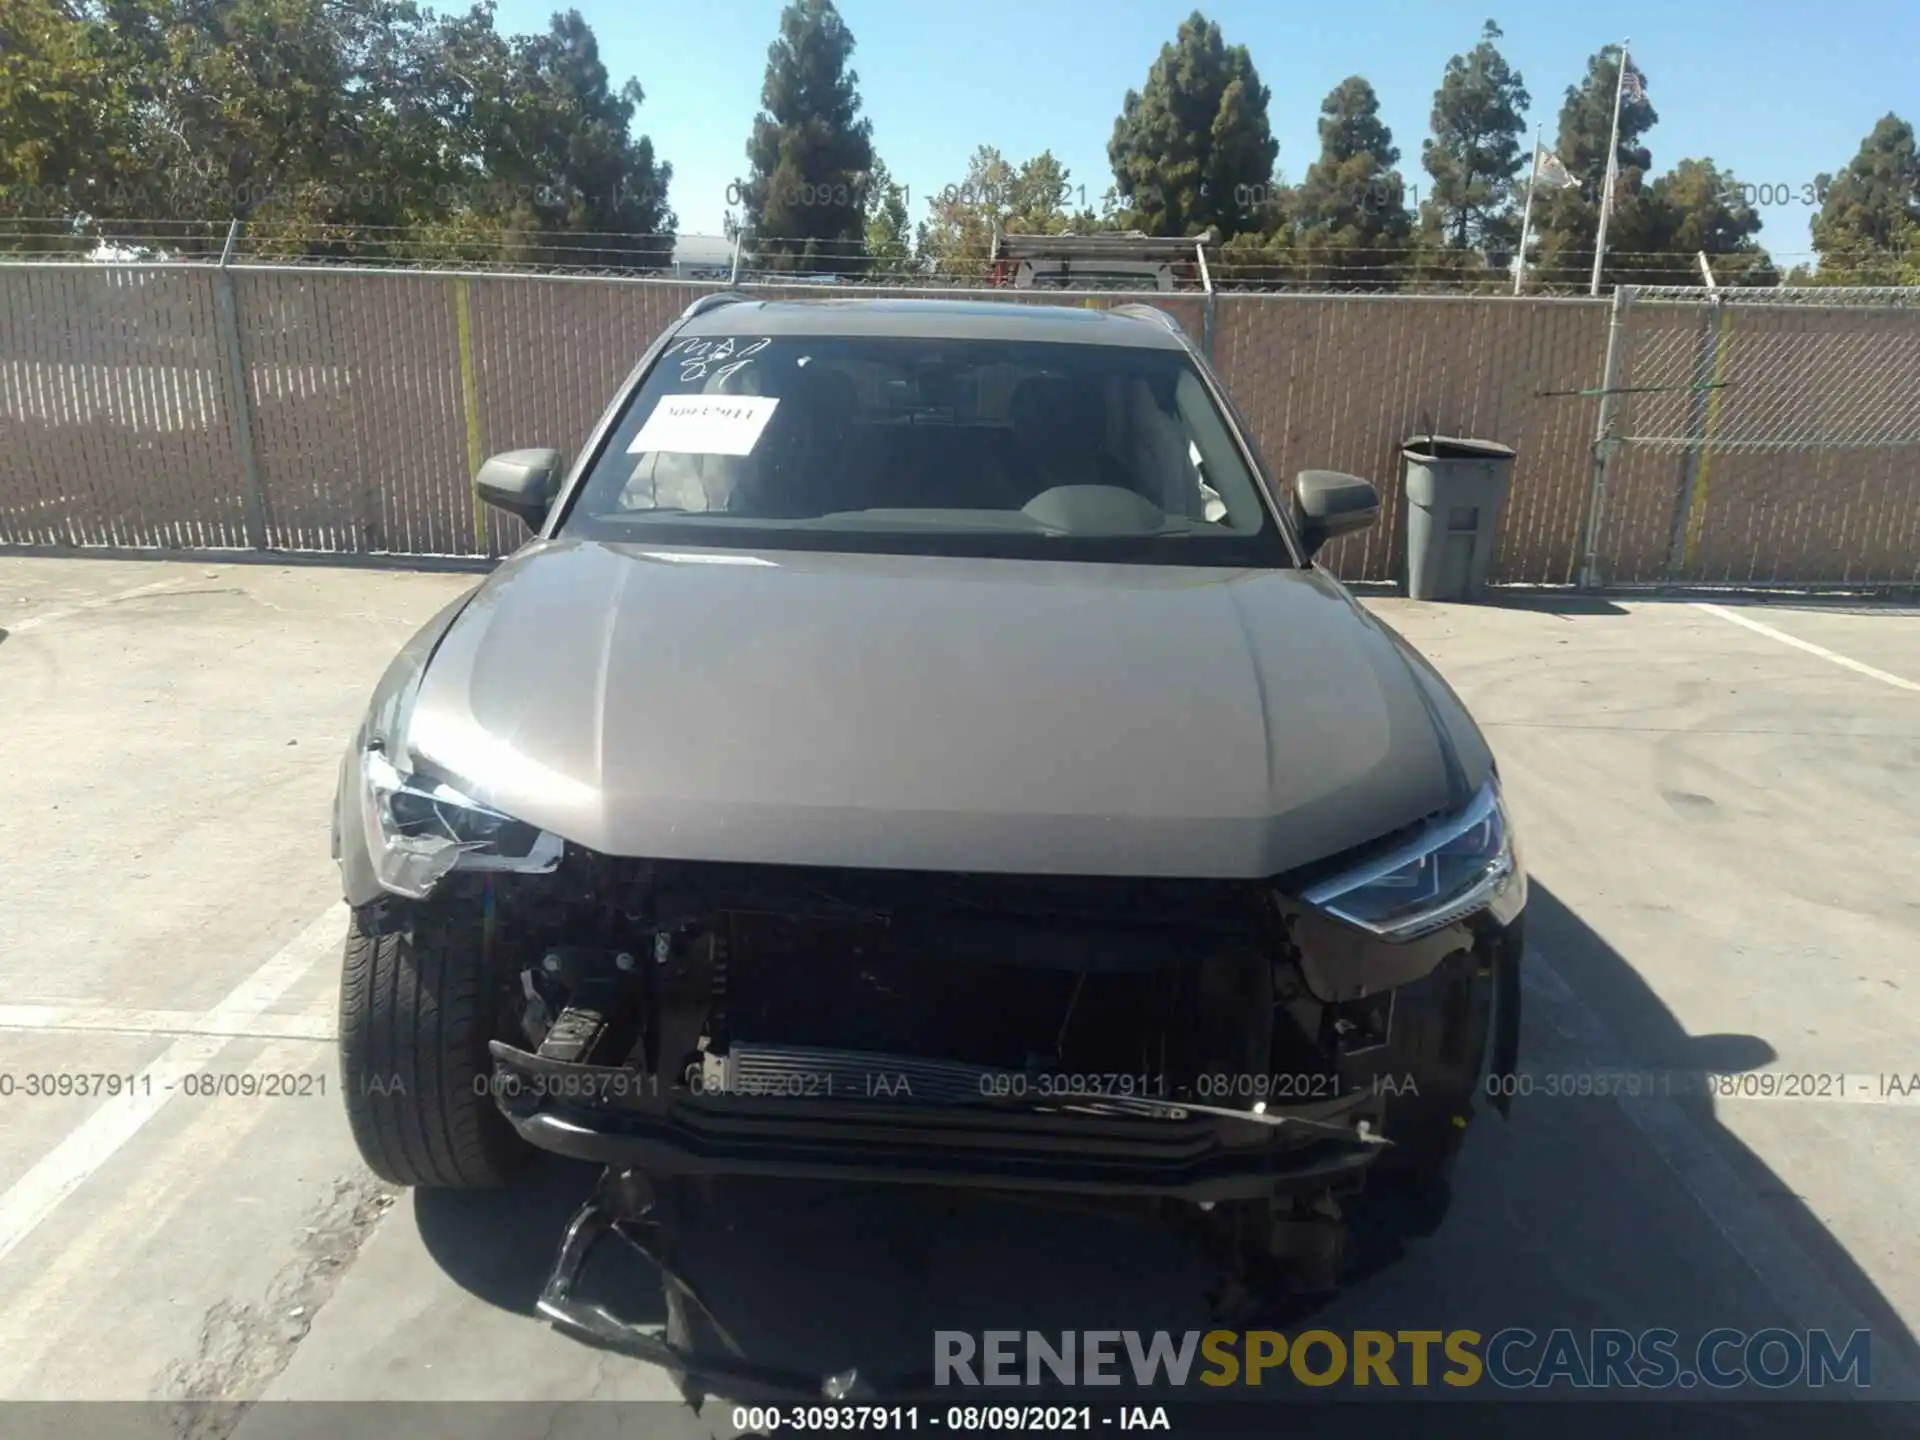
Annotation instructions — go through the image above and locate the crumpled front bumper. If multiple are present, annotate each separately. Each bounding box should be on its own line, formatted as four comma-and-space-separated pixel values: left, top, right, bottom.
487, 1042, 1389, 1202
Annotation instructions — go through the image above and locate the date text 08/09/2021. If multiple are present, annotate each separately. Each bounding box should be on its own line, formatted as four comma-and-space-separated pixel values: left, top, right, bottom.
468, 1069, 1418, 1104
0, 1071, 329, 1099
730, 1406, 1169, 1433
9, 1069, 1916, 1104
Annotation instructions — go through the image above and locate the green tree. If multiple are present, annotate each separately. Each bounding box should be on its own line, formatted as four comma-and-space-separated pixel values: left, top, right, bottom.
1421, 19, 1529, 255
443, 7, 676, 268
1532, 45, 1660, 288
737, 0, 874, 274
1004, 151, 1080, 233
1289, 77, 1413, 288
862, 156, 916, 277
1809, 113, 1920, 283
1642, 158, 1776, 286
1106, 9, 1276, 239
1215, 221, 1297, 290
0, 0, 145, 249
917, 146, 1079, 276
91, 0, 369, 252
59, 0, 674, 267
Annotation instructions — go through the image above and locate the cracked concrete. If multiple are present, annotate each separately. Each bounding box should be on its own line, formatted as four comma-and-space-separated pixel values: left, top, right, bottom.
159, 1177, 396, 1438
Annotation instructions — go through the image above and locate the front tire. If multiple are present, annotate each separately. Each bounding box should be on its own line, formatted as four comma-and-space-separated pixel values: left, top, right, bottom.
338, 901, 531, 1188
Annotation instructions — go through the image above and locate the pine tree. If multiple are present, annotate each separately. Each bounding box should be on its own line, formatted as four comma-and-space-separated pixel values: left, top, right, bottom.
917, 147, 1079, 276
1421, 20, 1529, 256
863, 157, 915, 277
1809, 114, 1920, 283
1290, 77, 1413, 289
1106, 10, 1276, 239
1643, 159, 1776, 286
736, 0, 874, 274
1532, 45, 1659, 289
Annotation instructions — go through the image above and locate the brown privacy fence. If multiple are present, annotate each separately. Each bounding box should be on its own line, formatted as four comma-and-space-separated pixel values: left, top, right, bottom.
2, 261, 1917, 590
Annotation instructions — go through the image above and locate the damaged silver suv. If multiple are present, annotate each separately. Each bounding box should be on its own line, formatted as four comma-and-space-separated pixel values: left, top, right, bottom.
331, 295, 1525, 1312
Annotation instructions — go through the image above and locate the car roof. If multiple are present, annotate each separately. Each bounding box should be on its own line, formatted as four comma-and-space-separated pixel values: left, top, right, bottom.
674, 297, 1190, 350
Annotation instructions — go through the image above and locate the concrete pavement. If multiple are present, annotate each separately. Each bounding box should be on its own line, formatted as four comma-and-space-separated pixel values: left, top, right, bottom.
0, 558, 1915, 1434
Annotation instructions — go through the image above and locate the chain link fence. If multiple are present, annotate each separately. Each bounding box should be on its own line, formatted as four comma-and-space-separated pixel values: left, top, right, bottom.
3, 257, 1916, 592
1587, 285, 1920, 589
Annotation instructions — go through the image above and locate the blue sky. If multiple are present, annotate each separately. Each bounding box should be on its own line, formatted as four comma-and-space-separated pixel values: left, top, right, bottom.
489, 0, 1917, 254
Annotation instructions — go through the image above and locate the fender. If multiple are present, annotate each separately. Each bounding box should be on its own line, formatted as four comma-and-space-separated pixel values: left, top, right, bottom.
332, 587, 483, 909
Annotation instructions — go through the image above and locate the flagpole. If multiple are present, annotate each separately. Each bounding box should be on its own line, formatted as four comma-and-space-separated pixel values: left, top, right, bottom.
1589, 38, 1631, 296
1514, 125, 1541, 296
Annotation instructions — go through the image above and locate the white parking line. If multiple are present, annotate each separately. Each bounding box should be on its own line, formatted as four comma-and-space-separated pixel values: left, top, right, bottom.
0, 1004, 335, 1043
0, 904, 345, 1268
0, 1036, 339, 1396
1693, 602, 1920, 692
5, 576, 193, 635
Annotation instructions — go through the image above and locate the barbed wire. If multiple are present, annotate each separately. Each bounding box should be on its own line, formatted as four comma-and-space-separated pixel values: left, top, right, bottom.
0, 218, 1906, 294
0, 216, 1874, 263
6, 215, 1882, 257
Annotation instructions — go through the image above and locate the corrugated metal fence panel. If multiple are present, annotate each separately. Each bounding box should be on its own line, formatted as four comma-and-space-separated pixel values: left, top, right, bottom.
1210, 295, 1609, 585
1768, 306, 1920, 585
9, 265, 1917, 587
235, 269, 364, 552
467, 278, 711, 556
1607, 299, 1920, 588
354, 272, 469, 557
1673, 439, 1920, 588
0, 266, 248, 547
238, 270, 476, 555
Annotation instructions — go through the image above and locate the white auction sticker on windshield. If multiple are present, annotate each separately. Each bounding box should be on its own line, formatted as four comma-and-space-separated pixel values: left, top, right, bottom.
629, 394, 779, 456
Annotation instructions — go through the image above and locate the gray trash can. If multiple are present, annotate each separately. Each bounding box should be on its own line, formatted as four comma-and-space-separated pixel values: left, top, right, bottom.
1401, 437, 1516, 602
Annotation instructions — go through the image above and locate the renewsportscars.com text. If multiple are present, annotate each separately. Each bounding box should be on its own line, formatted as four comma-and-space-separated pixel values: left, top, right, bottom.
934, 1328, 1872, 1390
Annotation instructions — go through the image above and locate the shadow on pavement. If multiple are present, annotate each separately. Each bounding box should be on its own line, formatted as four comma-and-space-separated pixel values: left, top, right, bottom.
1488, 592, 1632, 618
412, 880, 1919, 1418
415, 1155, 621, 1317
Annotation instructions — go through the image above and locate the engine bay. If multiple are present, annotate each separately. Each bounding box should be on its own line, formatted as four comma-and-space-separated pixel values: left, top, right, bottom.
435, 850, 1428, 1119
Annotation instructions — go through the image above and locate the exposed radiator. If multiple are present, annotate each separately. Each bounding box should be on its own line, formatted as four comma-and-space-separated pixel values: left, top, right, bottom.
702, 1043, 1015, 1106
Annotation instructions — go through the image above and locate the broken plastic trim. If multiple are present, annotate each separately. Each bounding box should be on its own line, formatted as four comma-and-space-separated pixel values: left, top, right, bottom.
539, 1167, 937, 1405
1061, 1093, 1393, 1142
358, 745, 563, 899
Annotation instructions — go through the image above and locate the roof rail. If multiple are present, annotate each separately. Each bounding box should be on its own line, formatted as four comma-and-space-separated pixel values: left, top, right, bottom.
679, 291, 753, 321
1111, 302, 1189, 339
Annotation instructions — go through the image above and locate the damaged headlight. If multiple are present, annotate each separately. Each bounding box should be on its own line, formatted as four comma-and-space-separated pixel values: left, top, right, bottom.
359, 745, 563, 899
1301, 779, 1524, 941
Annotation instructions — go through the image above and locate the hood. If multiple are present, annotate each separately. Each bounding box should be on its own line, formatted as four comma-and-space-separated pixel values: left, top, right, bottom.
403, 538, 1491, 879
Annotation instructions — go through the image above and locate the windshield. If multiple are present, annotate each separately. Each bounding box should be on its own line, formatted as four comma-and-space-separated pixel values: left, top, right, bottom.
558, 333, 1292, 567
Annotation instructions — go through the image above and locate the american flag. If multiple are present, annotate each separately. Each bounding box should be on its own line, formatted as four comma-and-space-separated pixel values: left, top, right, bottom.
1620, 65, 1646, 105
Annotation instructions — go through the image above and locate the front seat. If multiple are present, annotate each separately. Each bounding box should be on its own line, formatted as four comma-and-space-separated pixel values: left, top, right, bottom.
727, 363, 860, 518
1008, 376, 1134, 500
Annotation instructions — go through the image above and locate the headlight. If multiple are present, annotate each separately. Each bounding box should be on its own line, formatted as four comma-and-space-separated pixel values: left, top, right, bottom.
1300, 779, 1524, 941
359, 745, 563, 899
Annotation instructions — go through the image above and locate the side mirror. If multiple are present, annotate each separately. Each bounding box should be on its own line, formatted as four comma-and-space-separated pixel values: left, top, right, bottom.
474, 448, 564, 528
1294, 470, 1379, 556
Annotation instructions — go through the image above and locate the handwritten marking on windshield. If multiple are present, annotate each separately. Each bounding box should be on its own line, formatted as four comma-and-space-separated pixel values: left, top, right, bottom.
666, 336, 772, 384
